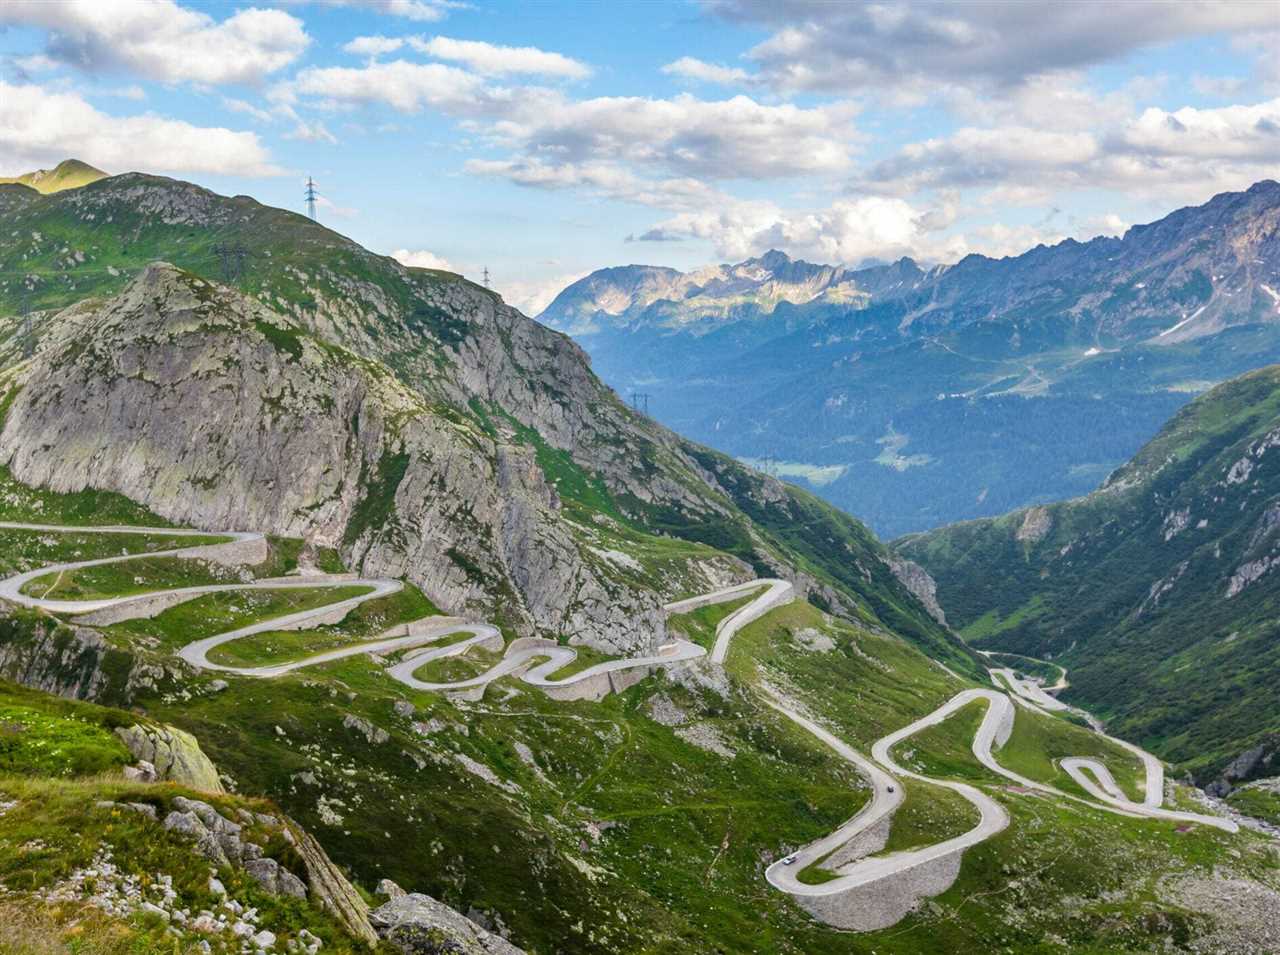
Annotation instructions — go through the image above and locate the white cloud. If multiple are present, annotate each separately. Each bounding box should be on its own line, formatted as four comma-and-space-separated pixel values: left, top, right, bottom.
287, 59, 486, 112
710, 0, 1278, 95
0, 81, 282, 177
288, 118, 339, 144
392, 248, 454, 270
0, 0, 309, 86
488, 92, 859, 180
223, 97, 274, 122
326, 0, 453, 21
104, 85, 147, 101
286, 56, 859, 182
857, 96, 1280, 204
466, 158, 723, 210
1192, 74, 1248, 99
315, 194, 358, 218
638, 195, 959, 263
343, 35, 407, 57
1119, 99, 1280, 160
410, 37, 591, 79
661, 57, 751, 86
500, 269, 593, 316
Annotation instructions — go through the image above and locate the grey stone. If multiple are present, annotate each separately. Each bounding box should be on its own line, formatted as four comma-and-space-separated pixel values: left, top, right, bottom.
378, 878, 407, 899
116, 725, 224, 793
371, 894, 525, 955
343, 714, 389, 745
245, 857, 308, 900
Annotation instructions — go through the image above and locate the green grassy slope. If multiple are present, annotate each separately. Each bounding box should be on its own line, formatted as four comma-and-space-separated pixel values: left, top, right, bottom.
897, 365, 1280, 780
0, 172, 964, 669
0, 159, 107, 194
0, 680, 371, 954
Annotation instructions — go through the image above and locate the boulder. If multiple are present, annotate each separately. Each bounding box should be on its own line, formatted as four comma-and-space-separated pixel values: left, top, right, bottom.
116, 723, 224, 793
370, 894, 525, 955
245, 857, 308, 899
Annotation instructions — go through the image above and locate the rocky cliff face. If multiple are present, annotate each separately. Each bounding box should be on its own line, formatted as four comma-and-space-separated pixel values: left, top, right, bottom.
0, 265, 669, 652
0, 172, 959, 664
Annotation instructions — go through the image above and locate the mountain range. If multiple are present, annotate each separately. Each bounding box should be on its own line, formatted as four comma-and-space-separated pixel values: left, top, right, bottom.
539, 181, 1280, 536
0, 168, 958, 667
2, 165, 1279, 954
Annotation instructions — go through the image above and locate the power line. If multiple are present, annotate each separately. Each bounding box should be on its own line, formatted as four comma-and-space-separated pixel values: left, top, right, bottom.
304, 176, 318, 221
212, 244, 250, 283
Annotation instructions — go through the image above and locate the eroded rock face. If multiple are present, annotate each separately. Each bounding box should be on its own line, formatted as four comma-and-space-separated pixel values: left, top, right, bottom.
887, 557, 947, 625
0, 264, 673, 653
370, 893, 526, 955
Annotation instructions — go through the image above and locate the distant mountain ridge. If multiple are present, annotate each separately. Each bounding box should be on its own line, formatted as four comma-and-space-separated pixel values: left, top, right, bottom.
0, 166, 964, 669
541, 250, 926, 336
538, 181, 1280, 536
0, 158, 107, 194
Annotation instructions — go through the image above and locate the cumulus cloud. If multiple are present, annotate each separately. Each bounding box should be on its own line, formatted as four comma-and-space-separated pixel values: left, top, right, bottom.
287, 60, 486, 112
392, 248, 453, 270
0, 0, 309, 86
294, 0, 453, 21
1119, 99, 1280, 160
0, 81, 281, 176
500, 269, 593, 316
860, 96, 1280, 202
286, 54, 859, 182
466, 157, 724, 210
487, 92, 859, 180
341, 35, 590, 79
637, 195, 963, 263
343, 35, 407, 57
661, 57, 752, 86
410, 37, 591, 79
708, 0, 1278, 95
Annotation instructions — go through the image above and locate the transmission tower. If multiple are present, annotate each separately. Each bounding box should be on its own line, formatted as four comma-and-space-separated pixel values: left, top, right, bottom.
304, 176, 318, 220
482, 266, 490, 289
212, 243, 250, 283
630, 392, 650, 415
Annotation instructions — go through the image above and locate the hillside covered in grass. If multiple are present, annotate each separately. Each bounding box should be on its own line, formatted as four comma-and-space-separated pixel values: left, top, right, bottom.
0, 168, 966, 671
897, 365, 1280, 783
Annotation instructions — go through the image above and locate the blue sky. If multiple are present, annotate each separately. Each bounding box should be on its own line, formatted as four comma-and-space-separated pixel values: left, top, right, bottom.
1, 0, 1277, 312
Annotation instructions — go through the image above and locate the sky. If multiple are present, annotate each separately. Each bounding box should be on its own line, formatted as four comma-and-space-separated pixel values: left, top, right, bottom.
0, 0, 1277, 314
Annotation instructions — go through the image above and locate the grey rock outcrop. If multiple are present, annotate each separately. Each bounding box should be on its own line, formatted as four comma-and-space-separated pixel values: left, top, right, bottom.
887, 557, 947, 625
0, 610, 171, 704
289, 822, 379, 948
1207, 738, 1279, 796
370, 893, 525, 955
116, 724, 225, 793
0, 264, 676, 653
162, 797, 305, 898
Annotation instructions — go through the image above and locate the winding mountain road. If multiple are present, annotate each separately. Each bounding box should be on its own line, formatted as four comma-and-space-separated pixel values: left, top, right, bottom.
0, 520, 1238, 932
0, 520, 792, 696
